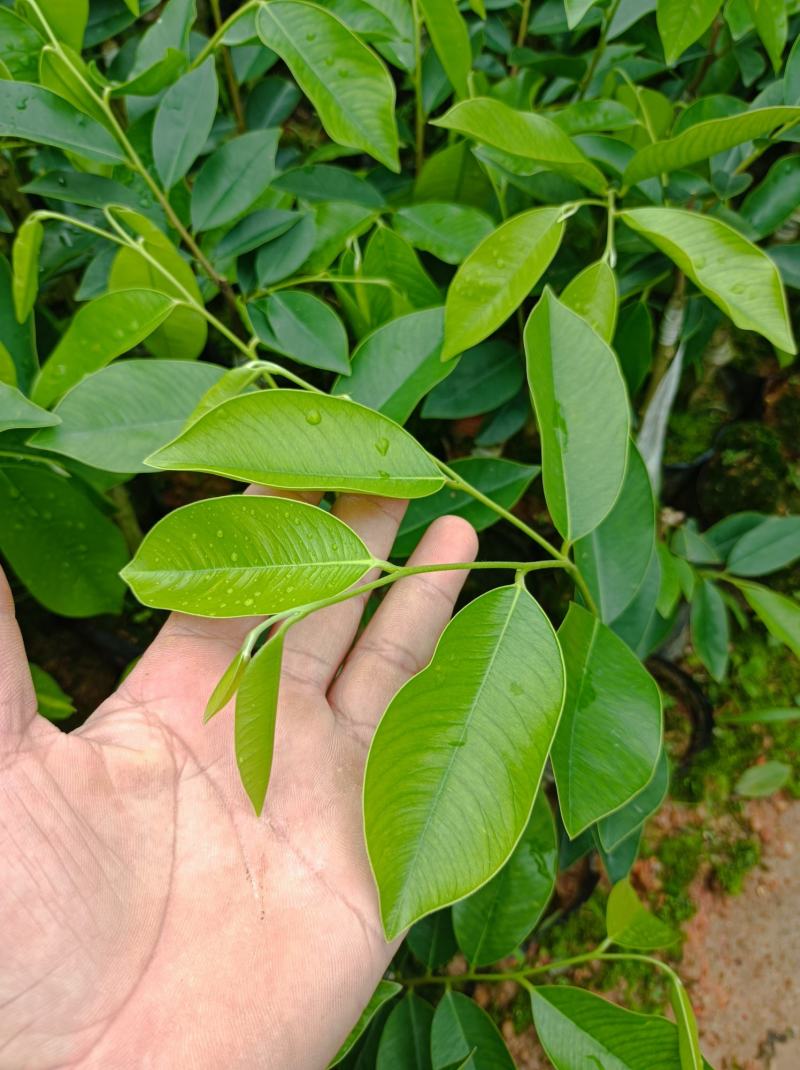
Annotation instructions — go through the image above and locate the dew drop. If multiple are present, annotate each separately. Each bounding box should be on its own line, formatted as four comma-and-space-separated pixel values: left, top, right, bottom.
731, 282, 745, 294
216, 529, 224, 538
15, 97, 27, 110
510, 681, 524, 696
306, 31, 317, 40
377, 469, 390, 478
305, 408, 321, 425
375, 437, 390, 456
231, 551, 239, 561
244, 597, 254, 607
57, 175, 67, 187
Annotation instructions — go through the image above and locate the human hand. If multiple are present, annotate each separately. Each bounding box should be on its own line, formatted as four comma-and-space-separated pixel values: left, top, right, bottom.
0, 490, 477, 1070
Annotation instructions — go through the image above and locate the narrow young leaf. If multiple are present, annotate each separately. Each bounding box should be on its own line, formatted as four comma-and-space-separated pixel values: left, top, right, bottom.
256, 1, 399, 171
621, 208, 795, 353
656, 0, 722, 65
452, 793, 557, 966
147, 390, 445, 498
364, 585, 565, 939
552, 603, 662, 838
205, 649, 249, 723
39, 45, 110, 128
0, 82, 125, 164
690, 579, 729, 681
35, 0, 88, 51
191, 128, 281, 232
747, 0, 787, 71
669, 976, 704, 1070
235, 634, 284, 815
152, 57, 218, 189
31, 290, 177, 408
417, 0, 472, 99
431, 992, 515, 1070
560, 259, 618, 342
121, 496, 374, 616
442, 208, 564, 360
11, 215, 43, 324
524, 289, 630, 541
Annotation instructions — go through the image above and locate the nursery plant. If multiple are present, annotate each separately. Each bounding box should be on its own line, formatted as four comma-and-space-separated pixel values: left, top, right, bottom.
1, 0, 799, 1065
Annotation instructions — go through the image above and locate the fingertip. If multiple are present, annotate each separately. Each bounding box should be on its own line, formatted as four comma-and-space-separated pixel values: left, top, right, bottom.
415, 514, 479, 564
0, 564, 16, 617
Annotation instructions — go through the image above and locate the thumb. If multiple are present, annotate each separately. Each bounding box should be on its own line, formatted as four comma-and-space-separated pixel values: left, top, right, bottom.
0, 565, 40, 745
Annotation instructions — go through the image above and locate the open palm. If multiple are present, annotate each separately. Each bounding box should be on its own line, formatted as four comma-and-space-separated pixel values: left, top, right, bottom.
0, 490, 476, 1070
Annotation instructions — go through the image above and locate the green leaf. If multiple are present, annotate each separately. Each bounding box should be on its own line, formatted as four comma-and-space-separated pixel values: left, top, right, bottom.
552, 603, 662, 838
738, 581, 800, 658
0, 464, 127, 617
747, 0, 787, 70
690, 579, 729, 681
417, 0, 471, 99
0, 255, 37, 394
597, 748, 670, 852
109, 48, 187, 97
204, 649, 249, 722
452, 793, 557, 966
235, 633, 284, 814
734, 760, 792, 797
623, 107, 800, 185
39, 44, 110, 128
442, 207, 564, 360
20, 171, 150, 212
719, 706, 800, 724
433, 98, 607, 194
147, 390, 444, 498
107, 210, 208, 360
249, 291, 349, 375
574, 443, 656, 623
560, 259, 618, 343
30, 664, 76, 722
423, 340, 523, 419
152, 57, 218, 189
35, 0, 88, 51
394, 204, 494, 265
431, 991, 514, 1070
376, 994, 434, 1070
30, 360, 224, 473
273, 164, 386, 207
191, 128, 281, 232
364, 584, 565, 939
32, 289, 177, 408
740, 156, 800, 239
726, 516, 800, 576
335, 307, 451, 423
331, 982, 403, 1067
531, 986, 701, 1070
564, 0, 601, 28
705, 511, 767, 559
256, 1, 399, 171
0, 82, 125, 164
0, 8, 43, 81
214, 208, 304, 261
254, 213, 318, 287
406, 911, 458, 969
362, 226, 440, 325
524, 288, 630, 541
303, 200, 377, 275
669, 976, 704, 1070
606, 878, 678, 950
122, 495, 374, 616
621, 207, 795, 352
0, 381, 59, 434
393, 457, 539, 559
12, 215, 43, 324
614, 301, 653, 398
656, 0, 722, 65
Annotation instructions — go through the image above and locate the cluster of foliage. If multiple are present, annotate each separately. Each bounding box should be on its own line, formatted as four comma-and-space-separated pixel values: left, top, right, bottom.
1, 0, 799, 1065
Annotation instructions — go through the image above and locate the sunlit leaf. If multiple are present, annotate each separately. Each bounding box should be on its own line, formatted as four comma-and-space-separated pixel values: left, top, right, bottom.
560, 259, 618, 342
606, 878, 678, 950
235, 633, 284, 814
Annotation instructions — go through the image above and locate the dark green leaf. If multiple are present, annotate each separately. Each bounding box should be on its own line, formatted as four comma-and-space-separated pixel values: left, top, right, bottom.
331, 982, 403, 1067
0, 82, 125, 164
250, 291, 349, 374
394, 203, 494, 265
597, 748, 670, 852
406, 910, 458, 969
376, 994, 434, 1070
431, 991, 514, 1070
423, 340, 523, 419
690, 579, 729, 681
726, 516, 800, 576
191, 128, 281, 232
152, 58, 219, 189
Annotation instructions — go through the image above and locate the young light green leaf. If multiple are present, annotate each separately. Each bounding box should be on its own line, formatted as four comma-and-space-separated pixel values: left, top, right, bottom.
747, 0, 787, 71
726, 516, 800, 576
335, 307, 451, 423
690, 579, 729, 681
431, 991, 514, 1070
121, 495, 374, 616
35, 0, 88, 51
152, 57, 218, 189
109, 47, 187, 97
565, 0, 601, 28
191, 128, 281, 232
442, 207, 564, 360
0, 464, 127, 618
573, 442, 656, 623
597, 748, 670, 852
531, 986, 701, 1070
552, 603, 662, 838
621, 207, 795, 352
423, 340, 523, 419
525, 288, 630, 541
734, 760, 792, 797
0, 255, 37, 393
623, 107, 800, 185
204, 649, 249, 723
330, 981, 403, 1067
30, 664, 76, 722
433, 97, 607, 194
30, 360, 224, 473
606, 878, 678, 950
364, 584, 565, 939
0, 381, 59, 434
738, 581, 800, 658
362, 225, 440, 326
669, 974, 704, 1070
39, 45, 110, 128
249, 291, 349, 375
417, 0, 471, 99
32, 290, 176, 408
393, 203, 494, 265
256, 1, 399, 171
147, 390, 444, 498
0, 82, 125, 164
656, 0, 722, 65
376, 994, 434, 1070
393, 458, 539, 559
452, 793, 557, 966
560, 259, 618, 342
107, 210, 207, 360
235, 633, 284, 814
12, 215, 43, 324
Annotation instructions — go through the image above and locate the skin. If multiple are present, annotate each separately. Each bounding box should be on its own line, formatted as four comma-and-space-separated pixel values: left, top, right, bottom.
0, 489, 477, 1070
